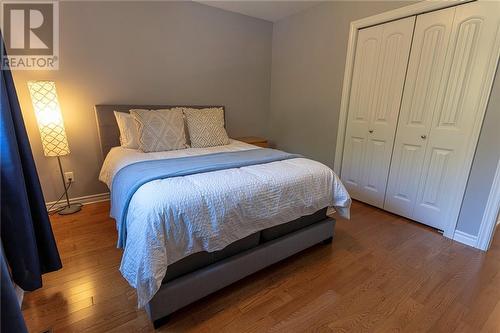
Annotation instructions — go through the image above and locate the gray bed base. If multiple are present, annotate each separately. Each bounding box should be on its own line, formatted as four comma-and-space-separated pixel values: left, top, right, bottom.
145, 217, 335, 328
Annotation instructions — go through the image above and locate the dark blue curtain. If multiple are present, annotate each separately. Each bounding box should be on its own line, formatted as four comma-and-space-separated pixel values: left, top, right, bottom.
1, 34, 62, 332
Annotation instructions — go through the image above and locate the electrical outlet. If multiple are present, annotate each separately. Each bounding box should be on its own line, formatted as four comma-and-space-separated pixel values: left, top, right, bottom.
64, 171, 74, 184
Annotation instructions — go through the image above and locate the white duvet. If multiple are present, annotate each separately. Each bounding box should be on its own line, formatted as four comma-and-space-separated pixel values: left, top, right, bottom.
99, 140, 351, 307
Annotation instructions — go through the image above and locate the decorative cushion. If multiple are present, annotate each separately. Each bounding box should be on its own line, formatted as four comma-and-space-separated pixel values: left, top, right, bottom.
130, 109, 187, 152
183, 107, 230, 148
114, 111, 139, 149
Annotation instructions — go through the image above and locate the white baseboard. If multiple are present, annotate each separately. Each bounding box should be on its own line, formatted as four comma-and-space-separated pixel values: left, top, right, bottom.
453, 230, 478, 249
46, 192, 110, 209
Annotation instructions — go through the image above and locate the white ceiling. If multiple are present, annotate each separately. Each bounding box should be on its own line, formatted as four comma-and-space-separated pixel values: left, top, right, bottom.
195, 1, 323, 22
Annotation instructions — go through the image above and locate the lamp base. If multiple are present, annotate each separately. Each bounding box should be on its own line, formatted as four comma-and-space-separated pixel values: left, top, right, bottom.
58, 203, 82, 215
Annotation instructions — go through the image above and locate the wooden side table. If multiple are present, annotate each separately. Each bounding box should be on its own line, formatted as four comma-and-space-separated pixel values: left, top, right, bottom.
235, 136, 269, 148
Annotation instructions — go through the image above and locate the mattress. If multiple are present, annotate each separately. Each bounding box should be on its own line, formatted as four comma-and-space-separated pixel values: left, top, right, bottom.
99, 140, 351, 307
99, 139, 259, 188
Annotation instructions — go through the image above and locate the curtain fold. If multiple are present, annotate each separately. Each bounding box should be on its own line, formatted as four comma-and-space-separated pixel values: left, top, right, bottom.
0, 34, 62, 290
1, 245, 28, 333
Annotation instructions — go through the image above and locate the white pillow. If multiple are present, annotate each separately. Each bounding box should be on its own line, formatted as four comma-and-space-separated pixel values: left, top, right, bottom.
130, 109, 188, 153
183, 107, 230, 148
114, 111, 139, 149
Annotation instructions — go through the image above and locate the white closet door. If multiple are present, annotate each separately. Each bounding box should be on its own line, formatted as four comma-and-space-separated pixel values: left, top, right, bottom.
341, 16, 415, 207
385, 1, 500, 230
384, 7, 455, 220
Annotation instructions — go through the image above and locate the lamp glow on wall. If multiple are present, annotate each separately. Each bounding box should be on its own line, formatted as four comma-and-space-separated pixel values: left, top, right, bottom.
28, 81, 82, 215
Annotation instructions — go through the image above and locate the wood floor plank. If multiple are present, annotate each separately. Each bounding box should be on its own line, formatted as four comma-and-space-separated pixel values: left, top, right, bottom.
22, 200, 500, 332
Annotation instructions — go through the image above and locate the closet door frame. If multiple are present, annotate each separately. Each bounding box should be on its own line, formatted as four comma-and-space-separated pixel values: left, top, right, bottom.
334, 0, 500, 239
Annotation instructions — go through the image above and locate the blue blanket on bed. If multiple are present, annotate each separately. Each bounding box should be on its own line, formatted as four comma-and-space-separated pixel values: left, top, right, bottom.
110, 148, 302, 248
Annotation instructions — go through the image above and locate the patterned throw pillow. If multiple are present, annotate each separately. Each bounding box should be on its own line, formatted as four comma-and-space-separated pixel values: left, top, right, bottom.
130, 109, 187, 152
183, 107, 230, 148
114, 111, 139, 149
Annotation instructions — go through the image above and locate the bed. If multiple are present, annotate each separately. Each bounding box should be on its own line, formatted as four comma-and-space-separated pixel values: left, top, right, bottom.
95, 104, 351, 328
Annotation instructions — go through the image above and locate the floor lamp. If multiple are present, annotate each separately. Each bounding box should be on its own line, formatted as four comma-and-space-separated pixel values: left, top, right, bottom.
28, 81, 82, 215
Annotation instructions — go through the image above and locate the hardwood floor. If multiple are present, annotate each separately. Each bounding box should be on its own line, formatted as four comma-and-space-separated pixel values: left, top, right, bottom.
22, 200, 500, 332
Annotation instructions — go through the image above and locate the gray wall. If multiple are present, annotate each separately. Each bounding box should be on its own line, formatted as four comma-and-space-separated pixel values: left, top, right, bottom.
12, 1, 273, 202
456, 69, 500, 236
269, 1, 500, 237
269, 1, 413, 167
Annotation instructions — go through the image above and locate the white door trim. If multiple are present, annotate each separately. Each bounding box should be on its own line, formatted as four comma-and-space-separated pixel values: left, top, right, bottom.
476, 158, 500, 251
334, 0, 500, 240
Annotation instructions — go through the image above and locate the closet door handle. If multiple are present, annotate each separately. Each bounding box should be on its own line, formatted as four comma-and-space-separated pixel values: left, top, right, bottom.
421, 135, 427, 139
369, 130, 374, 133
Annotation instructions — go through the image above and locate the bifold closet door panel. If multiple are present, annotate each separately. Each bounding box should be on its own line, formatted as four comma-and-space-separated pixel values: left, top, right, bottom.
386, 1, 500, 230
341, 24, 383, 203
341, 16, 415, 207
412, 1, 500, 229
384, 7, 455, 221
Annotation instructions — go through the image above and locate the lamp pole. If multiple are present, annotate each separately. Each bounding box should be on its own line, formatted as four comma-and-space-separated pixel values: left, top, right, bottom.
56, 156, 71, 208
55, 156, 81, 215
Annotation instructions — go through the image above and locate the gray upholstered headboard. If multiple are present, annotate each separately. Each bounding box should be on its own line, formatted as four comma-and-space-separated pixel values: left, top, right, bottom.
94, 105, 225, 159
